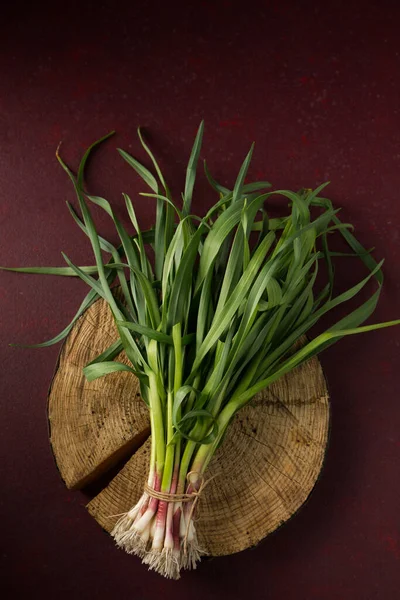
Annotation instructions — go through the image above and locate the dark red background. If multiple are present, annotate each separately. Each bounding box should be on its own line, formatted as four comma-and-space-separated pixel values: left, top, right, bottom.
1, 1, 400, 598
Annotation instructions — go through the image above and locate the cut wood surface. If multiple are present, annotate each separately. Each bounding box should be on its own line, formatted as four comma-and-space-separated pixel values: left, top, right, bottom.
48, 291, 150, 490
48, 293, 329, 556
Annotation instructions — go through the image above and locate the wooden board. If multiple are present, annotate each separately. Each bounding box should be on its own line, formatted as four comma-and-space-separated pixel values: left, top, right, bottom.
48, 292, 150, 490
48, 294, 329, 556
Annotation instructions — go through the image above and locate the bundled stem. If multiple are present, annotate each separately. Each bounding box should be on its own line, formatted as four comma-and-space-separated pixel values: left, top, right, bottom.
2, 124, 400, 579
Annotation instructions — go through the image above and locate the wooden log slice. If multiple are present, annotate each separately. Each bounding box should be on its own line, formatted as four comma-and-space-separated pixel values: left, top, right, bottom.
47, 291, 150, 490
48, 294, 329, 556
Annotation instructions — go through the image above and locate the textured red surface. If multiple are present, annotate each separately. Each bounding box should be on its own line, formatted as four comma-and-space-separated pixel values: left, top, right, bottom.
1, 1, 400, 598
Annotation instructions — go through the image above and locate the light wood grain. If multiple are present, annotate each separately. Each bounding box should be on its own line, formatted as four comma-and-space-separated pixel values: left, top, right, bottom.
48, 291, 150, 490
